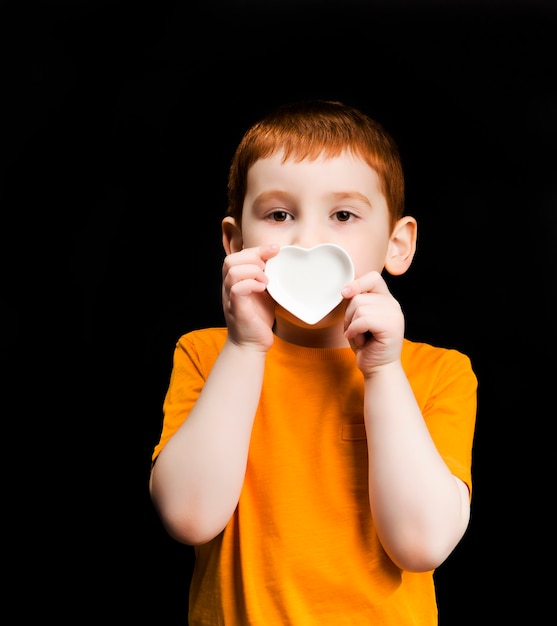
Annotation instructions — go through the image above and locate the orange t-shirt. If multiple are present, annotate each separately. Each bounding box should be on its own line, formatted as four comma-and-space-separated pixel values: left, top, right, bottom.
152, 328, 477, 625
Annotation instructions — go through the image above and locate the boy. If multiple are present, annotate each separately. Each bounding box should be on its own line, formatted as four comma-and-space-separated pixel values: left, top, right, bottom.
149, 100, 477, 624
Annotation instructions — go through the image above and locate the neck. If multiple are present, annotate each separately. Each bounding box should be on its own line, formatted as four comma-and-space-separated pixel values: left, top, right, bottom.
273, 314, 350, 349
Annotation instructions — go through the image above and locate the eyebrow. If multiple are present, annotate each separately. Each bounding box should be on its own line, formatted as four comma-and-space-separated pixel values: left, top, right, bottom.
329, 191, 372, 206
252, 190, 292, 205
252, 190, 372, 206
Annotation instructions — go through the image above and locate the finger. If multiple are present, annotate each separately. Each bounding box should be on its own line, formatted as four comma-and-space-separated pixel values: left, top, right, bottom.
225, 261, 269, 286
222, 245, 280, 284
228, 278, 269, 297
341, 270, 389, 298
344, 315, 376, 339
225, 244, 280, 268
260, 243, 280, 261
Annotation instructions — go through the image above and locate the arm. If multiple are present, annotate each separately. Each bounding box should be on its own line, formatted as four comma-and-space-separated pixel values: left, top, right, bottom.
363, 362, 471, 572
149, 245, 279, 545
150, 341, 267, 545
343, 272, 472, 572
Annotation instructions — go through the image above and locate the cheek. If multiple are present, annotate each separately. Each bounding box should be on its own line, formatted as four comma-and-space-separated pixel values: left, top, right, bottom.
241, 225, 290, 249
349, 247, 388, 278
237, 224, 263, 249
242, 234, 282, 249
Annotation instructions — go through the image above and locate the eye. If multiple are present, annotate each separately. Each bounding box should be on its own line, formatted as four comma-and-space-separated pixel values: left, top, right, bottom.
333, 210, 354, 222
268, 210, 291, 222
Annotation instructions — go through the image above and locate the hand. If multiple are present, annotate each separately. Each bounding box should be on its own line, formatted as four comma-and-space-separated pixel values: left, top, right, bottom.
221, 244, 279, 351
342, 271, 405, 376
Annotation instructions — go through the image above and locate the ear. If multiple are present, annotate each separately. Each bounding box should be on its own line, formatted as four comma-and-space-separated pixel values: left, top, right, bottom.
222, 216, 244, 254
384, 215, 417, 276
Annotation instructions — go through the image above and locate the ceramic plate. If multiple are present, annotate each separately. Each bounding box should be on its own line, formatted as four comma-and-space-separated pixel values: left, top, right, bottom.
264, 244, 355, 325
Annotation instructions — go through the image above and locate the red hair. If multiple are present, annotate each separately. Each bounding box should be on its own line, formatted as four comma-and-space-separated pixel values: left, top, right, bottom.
227, 100, 405, 231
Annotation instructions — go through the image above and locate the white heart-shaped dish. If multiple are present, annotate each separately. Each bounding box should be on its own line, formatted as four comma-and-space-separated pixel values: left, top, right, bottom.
264, 244, 355, 325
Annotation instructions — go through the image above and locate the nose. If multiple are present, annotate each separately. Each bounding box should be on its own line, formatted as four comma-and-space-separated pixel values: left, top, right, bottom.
290, 219, 324, 249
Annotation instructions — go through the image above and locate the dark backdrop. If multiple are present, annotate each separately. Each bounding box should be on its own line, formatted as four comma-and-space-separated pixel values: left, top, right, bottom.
4, 0, 555, 623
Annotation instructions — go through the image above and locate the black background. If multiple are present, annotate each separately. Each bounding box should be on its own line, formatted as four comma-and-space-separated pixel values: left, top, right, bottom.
4, 0, 556, 622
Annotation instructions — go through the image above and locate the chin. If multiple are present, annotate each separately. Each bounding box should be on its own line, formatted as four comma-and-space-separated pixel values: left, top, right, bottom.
276, 302, 346, 329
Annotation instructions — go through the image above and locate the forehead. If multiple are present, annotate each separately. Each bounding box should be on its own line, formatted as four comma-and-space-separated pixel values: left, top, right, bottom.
246, 150, 382, 194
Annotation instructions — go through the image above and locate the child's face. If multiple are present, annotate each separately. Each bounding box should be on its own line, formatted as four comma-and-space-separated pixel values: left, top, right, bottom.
239, 150, 392, 280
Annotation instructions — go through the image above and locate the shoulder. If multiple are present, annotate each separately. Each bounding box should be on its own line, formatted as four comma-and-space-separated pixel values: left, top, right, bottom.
173, 327, 228, 370
402, 337, 473, 367
177, 327, 228, 351
402, 338, 477, 390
